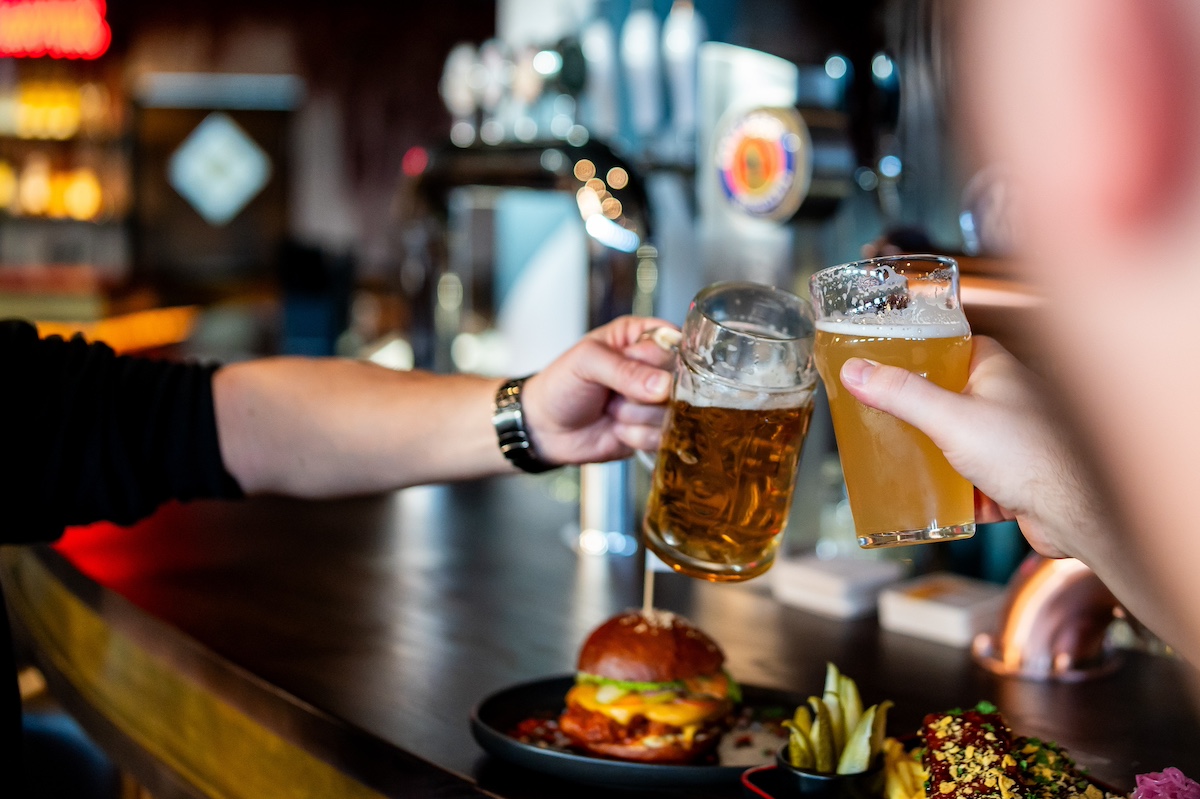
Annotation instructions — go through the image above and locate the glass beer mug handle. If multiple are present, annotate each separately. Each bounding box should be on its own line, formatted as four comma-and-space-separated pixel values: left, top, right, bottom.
640, 326, 683, 353
633, 326, 681, 471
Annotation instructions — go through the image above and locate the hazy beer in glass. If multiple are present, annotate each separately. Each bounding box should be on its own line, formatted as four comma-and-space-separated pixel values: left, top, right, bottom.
810, 255, 975, 548
643, 282, 818, 582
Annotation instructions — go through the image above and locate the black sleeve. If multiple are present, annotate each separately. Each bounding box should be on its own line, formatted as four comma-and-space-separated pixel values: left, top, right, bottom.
0, 320, 244, 544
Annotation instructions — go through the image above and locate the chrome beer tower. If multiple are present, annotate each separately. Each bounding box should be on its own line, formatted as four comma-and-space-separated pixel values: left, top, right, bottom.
403, 141, 654, 552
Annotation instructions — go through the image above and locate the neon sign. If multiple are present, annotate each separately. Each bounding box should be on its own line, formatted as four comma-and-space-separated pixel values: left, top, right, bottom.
0, 0, 112, 60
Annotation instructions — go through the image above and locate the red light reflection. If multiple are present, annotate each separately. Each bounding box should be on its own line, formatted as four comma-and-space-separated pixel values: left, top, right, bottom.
401, 146, 429, 177
55, 503, 213, 587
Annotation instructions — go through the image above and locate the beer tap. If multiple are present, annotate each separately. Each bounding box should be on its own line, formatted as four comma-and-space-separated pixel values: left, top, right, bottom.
401, 141, 654, 555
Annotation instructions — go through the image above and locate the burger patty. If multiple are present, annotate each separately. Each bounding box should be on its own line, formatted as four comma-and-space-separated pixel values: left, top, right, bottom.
560, 704, 692, 745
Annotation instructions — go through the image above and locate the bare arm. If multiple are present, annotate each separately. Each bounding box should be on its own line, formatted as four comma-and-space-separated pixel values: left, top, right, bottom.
213, 316, 674, 498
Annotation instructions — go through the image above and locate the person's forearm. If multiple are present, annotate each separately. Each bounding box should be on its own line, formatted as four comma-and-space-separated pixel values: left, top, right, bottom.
1066, 522, 1198, 665
1037, 453, 1199, 664
213, 358, 514, 497
211, 315, 676, 499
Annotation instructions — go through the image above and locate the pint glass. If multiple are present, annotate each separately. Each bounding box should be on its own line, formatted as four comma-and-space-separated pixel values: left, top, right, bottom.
809, 255, 974, 548
643, 282, 818, 582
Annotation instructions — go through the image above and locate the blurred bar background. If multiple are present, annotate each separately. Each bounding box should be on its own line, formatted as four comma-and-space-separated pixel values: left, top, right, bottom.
3, 0, 1060, 589
0, 0, 1038, 575
7, 3, 1153, 795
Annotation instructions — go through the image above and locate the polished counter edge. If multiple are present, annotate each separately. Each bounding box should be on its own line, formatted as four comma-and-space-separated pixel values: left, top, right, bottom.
2, 547, 390, 799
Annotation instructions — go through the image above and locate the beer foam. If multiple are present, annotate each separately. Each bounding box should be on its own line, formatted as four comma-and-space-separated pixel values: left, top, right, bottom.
675, 379, 816, 411
815, 319, 969, 339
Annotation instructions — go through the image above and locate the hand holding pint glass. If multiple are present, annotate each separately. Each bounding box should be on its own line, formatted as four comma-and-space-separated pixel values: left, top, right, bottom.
810, 255, 975, 548
643, 282, 818, 582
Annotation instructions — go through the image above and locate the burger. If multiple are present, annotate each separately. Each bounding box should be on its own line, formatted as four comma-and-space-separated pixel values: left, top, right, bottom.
559, 609, 740, 764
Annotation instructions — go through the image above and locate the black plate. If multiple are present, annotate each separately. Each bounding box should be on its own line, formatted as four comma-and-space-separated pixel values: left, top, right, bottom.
470, 675, 802, 789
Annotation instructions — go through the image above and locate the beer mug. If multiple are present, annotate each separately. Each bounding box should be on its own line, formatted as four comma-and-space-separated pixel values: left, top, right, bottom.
809, 254, 975, 548
643, 282, 818, 582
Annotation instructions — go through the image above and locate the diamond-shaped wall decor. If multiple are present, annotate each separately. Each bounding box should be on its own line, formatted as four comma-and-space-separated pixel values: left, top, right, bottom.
167, 112, 272, 226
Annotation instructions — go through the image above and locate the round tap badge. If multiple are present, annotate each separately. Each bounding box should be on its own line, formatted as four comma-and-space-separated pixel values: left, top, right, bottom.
715, 107, 811, 221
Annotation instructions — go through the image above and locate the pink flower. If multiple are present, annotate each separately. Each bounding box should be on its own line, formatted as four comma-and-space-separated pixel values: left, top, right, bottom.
1136, 768, 1200, 799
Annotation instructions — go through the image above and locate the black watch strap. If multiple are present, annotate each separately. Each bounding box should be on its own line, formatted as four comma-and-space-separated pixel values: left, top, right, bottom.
492, 376, 559, 474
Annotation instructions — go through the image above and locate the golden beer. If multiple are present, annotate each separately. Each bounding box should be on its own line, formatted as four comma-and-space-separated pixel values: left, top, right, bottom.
644, 396, 814, 582
814, 321, 974, 545
645, 280, 817, 580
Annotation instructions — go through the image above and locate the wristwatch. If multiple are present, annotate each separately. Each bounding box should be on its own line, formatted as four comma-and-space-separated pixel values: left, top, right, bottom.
492, 376, 559, 474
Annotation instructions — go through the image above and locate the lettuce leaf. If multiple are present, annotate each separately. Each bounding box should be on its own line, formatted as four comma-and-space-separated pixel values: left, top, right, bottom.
724, 670, 743, 703
576, 673, 686, 692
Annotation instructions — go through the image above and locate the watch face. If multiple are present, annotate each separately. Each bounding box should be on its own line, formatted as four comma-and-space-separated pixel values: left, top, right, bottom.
714, 107, 811, 222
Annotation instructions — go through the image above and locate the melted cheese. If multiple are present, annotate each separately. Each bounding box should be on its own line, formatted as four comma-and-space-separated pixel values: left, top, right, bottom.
644, 700, 719, 727
567, 684, 722, 728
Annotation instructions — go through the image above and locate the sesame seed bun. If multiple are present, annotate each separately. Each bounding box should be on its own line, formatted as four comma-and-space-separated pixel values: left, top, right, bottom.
577, 609, 725, 684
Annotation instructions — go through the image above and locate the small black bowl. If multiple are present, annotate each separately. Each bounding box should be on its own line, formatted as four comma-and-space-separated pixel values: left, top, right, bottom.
771, 746, 883, 799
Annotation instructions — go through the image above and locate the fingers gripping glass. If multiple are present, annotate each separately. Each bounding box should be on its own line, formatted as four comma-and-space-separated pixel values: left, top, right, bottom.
809, 255, 975, 549
641, 282, 818, 582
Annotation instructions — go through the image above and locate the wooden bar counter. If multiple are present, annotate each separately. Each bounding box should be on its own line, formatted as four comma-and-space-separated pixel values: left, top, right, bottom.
3, 475, 1199, 798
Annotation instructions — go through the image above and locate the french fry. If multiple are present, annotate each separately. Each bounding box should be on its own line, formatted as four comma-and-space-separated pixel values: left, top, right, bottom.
894, 764, 920, 799
899, 757, 918, 795
909, 760, 929, 799
885, 737, 928, 799
837, 705, 876, 774
899, 759, 927, 799
885, 760, 910, 799
886, 739, 914, 794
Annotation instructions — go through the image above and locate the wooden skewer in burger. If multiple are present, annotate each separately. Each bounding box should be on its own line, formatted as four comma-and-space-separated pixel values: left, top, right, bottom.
559, 609, 741, 764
